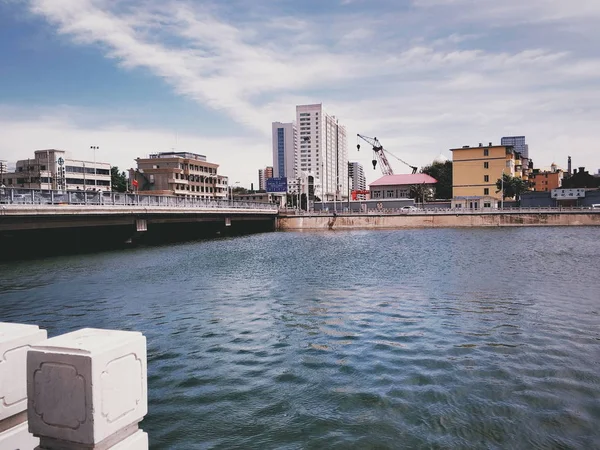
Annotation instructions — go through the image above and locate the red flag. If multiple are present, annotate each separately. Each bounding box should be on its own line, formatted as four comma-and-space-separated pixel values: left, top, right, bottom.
132, 179, 139, 188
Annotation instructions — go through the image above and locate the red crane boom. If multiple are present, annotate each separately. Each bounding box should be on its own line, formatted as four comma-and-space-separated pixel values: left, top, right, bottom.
356, 134, 418, 175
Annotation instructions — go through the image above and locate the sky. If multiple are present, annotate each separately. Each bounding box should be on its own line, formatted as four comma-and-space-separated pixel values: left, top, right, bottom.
1, 0, 600, 186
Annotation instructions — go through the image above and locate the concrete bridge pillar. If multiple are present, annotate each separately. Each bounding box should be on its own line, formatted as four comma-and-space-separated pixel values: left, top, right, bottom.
27, 328, 148, 449
0, 322, 47, 450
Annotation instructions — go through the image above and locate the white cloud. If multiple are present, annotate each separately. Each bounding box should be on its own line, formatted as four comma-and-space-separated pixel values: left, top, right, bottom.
1, 0, 599, 185
0, 108, 270, 187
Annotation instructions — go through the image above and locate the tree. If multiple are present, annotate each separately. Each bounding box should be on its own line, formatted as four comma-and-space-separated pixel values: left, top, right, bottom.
409, 184, 434, 203
496, 173, 530, 201
421, 161, 452, 199
111, 167, 128, 192
561, 169, 600, 189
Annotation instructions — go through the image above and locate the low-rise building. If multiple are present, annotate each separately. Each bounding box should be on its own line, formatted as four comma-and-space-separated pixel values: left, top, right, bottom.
2, 149, 111, 191
530, 164, 563, 192
369, 174, 437, 199
130, 151, 227, 199
450, 142, 525, 207
233, 192, 278, 203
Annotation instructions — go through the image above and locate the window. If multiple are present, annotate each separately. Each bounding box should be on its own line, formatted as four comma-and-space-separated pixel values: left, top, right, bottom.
483, 149, 489, 156
386, 190, 395, 198
484, 188, 489, 195
484, 162, 489, 169
484, 202, 491, 208
484, 175, 489, 182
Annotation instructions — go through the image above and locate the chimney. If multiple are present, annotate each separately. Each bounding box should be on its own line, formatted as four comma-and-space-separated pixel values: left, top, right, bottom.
479, 143, 482, 147
251, 182, 254, 192
568, 156, 572, 174
489, 142, 492, 146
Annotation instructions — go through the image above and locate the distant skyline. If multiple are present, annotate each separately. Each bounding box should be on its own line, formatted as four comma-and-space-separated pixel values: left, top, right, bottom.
1, 0, 599, 186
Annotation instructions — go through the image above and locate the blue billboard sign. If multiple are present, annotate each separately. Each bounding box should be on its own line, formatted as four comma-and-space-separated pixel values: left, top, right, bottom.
266, 177, 288, 193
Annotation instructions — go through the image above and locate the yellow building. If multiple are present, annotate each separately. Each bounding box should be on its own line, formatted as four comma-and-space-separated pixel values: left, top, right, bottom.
450, 143, 523, 208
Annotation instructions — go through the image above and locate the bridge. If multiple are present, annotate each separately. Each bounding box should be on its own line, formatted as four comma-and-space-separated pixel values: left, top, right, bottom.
0, 188, 278, 259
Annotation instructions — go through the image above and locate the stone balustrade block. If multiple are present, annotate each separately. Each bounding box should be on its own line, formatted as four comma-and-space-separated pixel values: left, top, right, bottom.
110, 430, 148, 450
0, 421, 40, 450
27, 328, 147, 447
0, 322, 48, 422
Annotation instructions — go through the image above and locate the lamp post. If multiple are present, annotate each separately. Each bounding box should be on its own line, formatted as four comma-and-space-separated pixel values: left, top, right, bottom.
229, 181, 239, 205
501, 168, 505, 209
90, 146, 99, 190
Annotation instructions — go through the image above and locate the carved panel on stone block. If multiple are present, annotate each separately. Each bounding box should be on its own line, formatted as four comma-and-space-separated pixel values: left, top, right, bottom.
32, 362, 87, 429
0, 345, 31, 409
101, 353, 143, 424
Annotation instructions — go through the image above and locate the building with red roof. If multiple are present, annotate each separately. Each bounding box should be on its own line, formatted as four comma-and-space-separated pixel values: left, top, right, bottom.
369, 174, 438, 200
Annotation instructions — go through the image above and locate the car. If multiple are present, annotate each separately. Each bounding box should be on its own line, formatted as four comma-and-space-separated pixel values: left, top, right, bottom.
400, 205, 418, 212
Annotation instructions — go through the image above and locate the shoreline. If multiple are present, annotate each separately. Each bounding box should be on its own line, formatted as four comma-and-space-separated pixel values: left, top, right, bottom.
277, 211, 600, 230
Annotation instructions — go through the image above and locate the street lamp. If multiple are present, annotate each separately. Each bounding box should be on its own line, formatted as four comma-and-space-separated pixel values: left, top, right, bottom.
90, 146, 99, 190
229, 181, 240, 204
501, 167, 505, 209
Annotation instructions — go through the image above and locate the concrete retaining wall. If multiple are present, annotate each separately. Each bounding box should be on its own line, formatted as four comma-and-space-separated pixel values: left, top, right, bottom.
278, 212, 600, 230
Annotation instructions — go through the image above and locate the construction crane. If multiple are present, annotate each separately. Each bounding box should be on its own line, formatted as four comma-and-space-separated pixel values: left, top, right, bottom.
356, 134, 418, 175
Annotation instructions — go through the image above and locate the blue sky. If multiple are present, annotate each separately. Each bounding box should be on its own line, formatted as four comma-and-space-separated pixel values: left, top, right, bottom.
1, 0, 600, 185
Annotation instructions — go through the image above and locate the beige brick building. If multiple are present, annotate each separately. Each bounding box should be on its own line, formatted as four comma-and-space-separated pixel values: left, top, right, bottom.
130, 152, 228, 199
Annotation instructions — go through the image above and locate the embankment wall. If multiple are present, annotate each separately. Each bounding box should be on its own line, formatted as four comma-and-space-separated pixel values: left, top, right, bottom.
278, 213, 600, 230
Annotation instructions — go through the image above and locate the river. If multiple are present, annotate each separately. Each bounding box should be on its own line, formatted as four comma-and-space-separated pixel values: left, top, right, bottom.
1, 228, 599, 449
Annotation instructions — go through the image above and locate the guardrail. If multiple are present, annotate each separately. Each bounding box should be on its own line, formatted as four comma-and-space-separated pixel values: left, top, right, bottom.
281, 206, 600, 216
0, 188, 278, 211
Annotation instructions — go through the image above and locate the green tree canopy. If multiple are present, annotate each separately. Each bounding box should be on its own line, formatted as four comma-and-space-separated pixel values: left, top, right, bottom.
495, 173, 529, 201
111, 167, 128, 192
409, 184, 434, 203
421, 161, 452, 199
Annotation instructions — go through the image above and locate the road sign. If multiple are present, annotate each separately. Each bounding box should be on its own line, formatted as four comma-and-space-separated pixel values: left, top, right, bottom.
266, 177, 288, 193
551, 188, 586, 199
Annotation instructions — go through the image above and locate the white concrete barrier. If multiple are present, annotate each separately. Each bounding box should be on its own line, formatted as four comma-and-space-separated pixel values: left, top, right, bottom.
27, 328, 148, 449
0, 322, 48, 450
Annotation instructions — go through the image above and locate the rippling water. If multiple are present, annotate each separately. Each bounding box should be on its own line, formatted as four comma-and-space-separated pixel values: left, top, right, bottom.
2, 228, 600, 449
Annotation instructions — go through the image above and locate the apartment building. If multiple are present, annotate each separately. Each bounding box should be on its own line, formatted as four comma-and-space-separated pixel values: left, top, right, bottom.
2, 149, 111, 191
258, 166, 274, 191
450, 142, 525, 207
258, 169, 265, 191
296, 104, 348, 201
530, 164, 563, 192
348, 162, 366, 191
131, 152, 227, 199
501, 136, 529, 159
272, 122, 297, 180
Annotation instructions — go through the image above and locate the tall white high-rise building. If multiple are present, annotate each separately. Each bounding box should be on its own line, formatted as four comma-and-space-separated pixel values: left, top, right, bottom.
296, 104, 348, 201
272, 122, 297, 179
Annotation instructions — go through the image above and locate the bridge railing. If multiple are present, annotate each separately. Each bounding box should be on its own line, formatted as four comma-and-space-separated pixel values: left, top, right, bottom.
0, 187, 278, 211
281, 206, 600, 216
